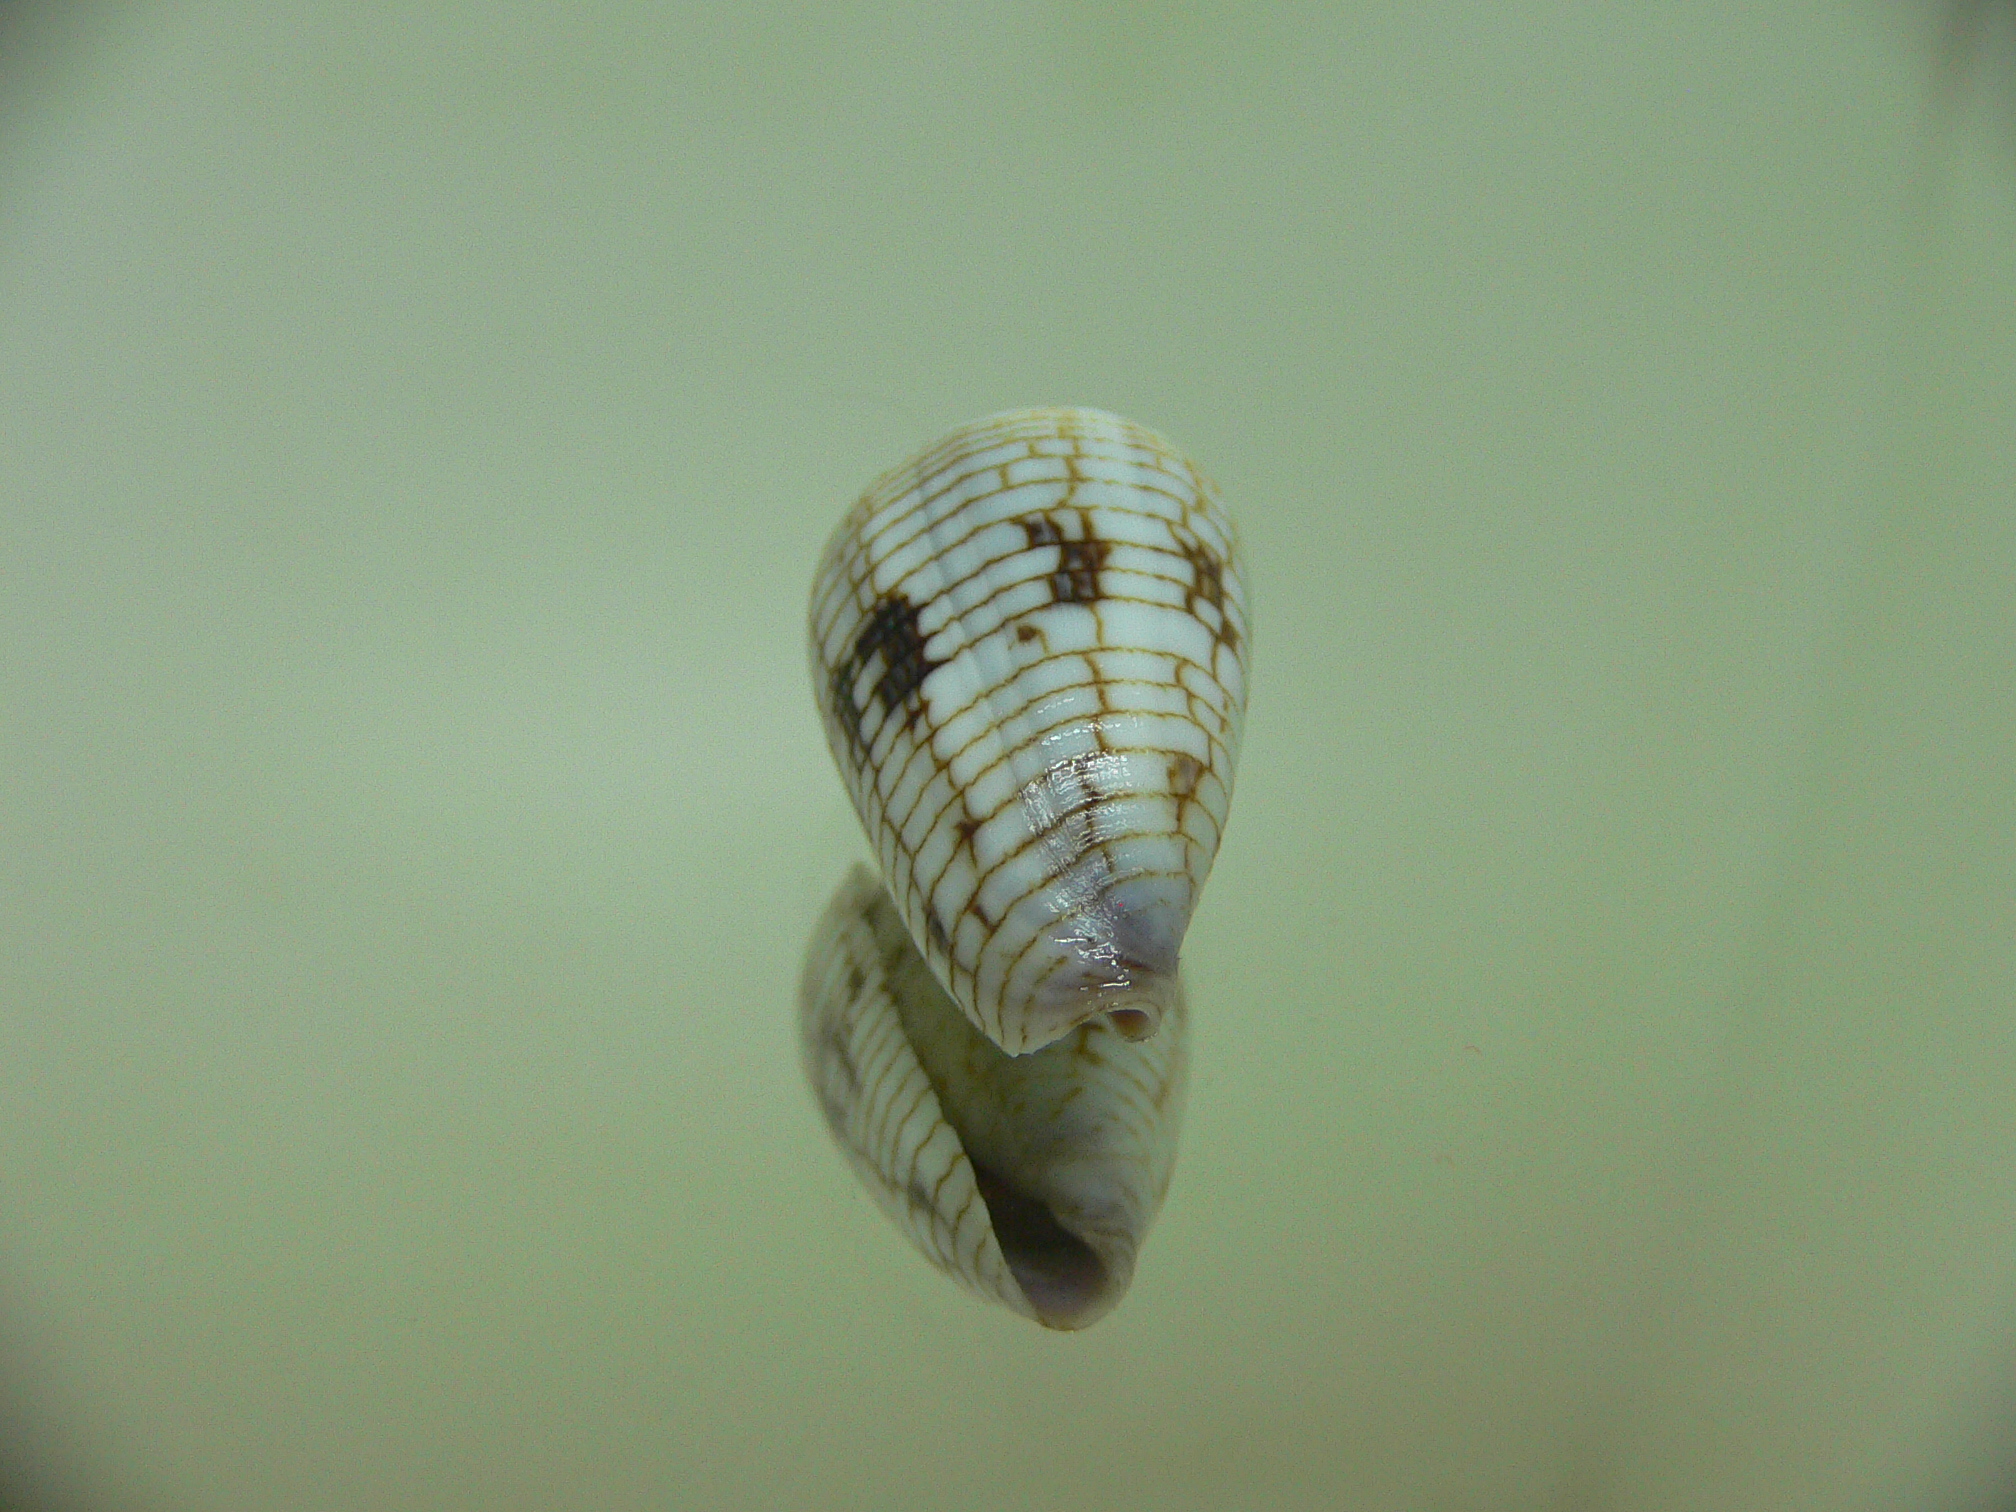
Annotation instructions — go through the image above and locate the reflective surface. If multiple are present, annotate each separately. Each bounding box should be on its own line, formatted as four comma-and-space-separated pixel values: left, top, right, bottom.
799, 865, 1187, 1331
2, 4, 2014, 1509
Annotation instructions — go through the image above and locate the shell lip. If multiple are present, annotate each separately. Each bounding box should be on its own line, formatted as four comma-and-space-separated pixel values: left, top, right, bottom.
971, 1158, 1137, 1331
1017, 967, 1179, 1054
1102, 1003, 1157, 1041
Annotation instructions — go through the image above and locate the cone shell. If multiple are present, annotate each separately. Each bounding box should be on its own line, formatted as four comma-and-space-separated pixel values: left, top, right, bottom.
808, 407, 1249, 1056
800, 864, 1187, 1330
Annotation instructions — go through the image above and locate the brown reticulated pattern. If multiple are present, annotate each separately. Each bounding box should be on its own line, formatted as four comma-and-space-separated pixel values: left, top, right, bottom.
808, 407, 1251, 1053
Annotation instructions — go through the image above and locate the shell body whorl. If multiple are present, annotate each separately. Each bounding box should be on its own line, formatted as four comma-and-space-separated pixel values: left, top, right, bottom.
808, 407, 1249, 1057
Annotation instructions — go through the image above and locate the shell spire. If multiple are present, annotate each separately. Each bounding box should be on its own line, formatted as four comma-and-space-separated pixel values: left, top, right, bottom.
809, 407, 1249, 1056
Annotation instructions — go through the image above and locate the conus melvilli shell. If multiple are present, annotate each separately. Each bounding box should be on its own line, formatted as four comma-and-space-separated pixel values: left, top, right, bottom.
807, 406, 1249, 1057
800, 864, 1187, 1330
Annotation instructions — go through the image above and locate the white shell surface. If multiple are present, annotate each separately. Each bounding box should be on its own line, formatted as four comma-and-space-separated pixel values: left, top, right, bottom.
808, 407, 1249, 1055
800, 865, 1187, 1331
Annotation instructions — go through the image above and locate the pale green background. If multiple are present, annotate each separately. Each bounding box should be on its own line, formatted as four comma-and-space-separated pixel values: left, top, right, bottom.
2, 3, 2014, 1509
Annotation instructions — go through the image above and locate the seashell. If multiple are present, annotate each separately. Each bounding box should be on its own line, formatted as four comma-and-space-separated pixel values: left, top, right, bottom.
800, 406, 1247, 1328
800, 864, 1186, 1330
806, 406, 1250, 1057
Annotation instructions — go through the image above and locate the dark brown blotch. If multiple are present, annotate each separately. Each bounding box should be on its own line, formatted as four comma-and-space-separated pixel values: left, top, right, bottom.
1022, 512, 1107, 605
827, 591, 941, 763
825, 659, 870, 759
1179, 536, 1238, 651
859, 594, 937, 715
1052, 537, 1108, 604
1181, 538, 1225, 611
1022, 516, 1064, 550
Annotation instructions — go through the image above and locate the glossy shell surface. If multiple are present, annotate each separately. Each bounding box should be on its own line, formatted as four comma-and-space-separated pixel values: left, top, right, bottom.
807, 407, 1249, 1056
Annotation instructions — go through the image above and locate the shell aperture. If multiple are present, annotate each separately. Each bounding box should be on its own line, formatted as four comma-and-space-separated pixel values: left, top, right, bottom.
800, 406, 1247, 1328
807, 407, 1249, 1056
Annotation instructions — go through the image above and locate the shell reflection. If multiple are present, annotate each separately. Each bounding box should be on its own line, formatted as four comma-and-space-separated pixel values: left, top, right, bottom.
800, 865, 1187, 1330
